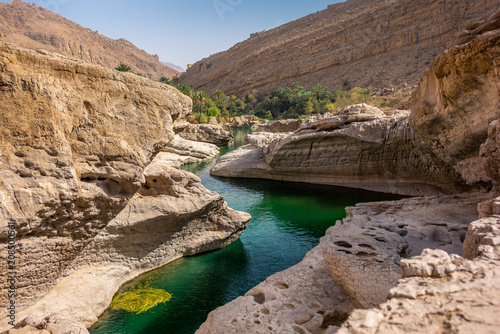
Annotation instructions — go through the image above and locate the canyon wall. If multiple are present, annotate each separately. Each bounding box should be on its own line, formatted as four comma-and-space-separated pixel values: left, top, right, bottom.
410, 9, 500, 187
178, 0, 499, 97
0, 0, 178, 80
0, 42, 250, 331
211, 105, 472, 196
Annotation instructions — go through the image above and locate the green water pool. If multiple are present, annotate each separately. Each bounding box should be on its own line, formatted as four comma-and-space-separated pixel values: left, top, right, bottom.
90, 129, 401, 334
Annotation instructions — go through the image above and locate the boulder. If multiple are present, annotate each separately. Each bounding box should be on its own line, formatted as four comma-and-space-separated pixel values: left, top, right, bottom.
176, 123, 234, 146
322, 194, 483, 309
338, 216, 500, 334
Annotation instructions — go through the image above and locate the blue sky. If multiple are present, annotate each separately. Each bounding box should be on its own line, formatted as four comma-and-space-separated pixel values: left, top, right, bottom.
1, 0, 342, 69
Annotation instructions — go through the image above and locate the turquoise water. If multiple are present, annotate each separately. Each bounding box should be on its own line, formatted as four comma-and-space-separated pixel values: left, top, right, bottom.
90, 129, 401, 334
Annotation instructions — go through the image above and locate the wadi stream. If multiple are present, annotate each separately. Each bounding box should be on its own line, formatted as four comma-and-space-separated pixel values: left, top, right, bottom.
90, 129, 401, 334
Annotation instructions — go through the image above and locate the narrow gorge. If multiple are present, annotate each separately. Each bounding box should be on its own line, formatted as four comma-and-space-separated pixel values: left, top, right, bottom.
0, 1, 499, 334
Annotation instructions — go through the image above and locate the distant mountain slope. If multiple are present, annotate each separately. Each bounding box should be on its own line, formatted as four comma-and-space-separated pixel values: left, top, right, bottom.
0, 0, 178, 79
162, 61, 185, 73
178, 0, 499, 96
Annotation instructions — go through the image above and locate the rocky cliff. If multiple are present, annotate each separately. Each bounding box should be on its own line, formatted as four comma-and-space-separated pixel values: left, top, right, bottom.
0, 42, 250, 331
211, 104, 471, 196
0, 0, 178, 80
410, 9, 500, 187
178, 0, 499, 97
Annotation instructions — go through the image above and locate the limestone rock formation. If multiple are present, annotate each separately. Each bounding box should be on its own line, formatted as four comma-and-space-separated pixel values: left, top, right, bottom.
323, 194, 483, 309
337, 215, 500, 334
178, 0, 499, 96
252, 119, 303, 133
480, 120, 500, 189
160, 135, 219, 166
0, 42, 250, 330
175, 123, 234, 147
0, 0, 178, 79
410, 13, 500, 186
212, 105, 469, 196
5, 314, 89, 334
229, 115, 260, 129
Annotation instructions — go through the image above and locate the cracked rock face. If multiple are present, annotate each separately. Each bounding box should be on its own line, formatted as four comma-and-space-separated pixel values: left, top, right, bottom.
410, 12, 500, 186
0, 43, 250, 330
175, 123, 234, 147
338, 215, 500, 334
212, 105, 470, 196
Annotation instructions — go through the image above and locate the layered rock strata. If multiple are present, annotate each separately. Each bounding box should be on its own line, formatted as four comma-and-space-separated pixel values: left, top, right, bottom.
178, 0, 499, 96
410, 13, 500, 186
212, 104, 470, 196
0, 42, 250, 331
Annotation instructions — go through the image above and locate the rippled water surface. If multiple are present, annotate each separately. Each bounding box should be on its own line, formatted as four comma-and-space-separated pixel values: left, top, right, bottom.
90, 129, 400, 334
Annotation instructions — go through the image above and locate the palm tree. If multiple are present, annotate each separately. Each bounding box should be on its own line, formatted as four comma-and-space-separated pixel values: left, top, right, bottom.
193, 91, 210, 114
159, 77, 171, 85
115, 63, 131, 72
213, 90, 226, 109
176, 84, 193, 98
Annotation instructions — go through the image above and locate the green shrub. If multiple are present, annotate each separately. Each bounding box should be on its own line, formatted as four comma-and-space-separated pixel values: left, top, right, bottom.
207, 106, 220, 117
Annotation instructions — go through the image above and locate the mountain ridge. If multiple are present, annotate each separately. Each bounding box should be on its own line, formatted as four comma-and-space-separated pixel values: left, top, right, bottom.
178, 0, 500, 96
0, 0, 178, 79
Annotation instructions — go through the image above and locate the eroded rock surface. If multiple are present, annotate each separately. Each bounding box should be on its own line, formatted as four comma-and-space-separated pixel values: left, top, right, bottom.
176, 123, 234, 147
212, 105, 469, 196
338, 215, 500, 334
323, 194, 483, 309
410, 16, 500, 186
252, 119, 303, 133
480, 120, 500, 189
0, 43, 250, 330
